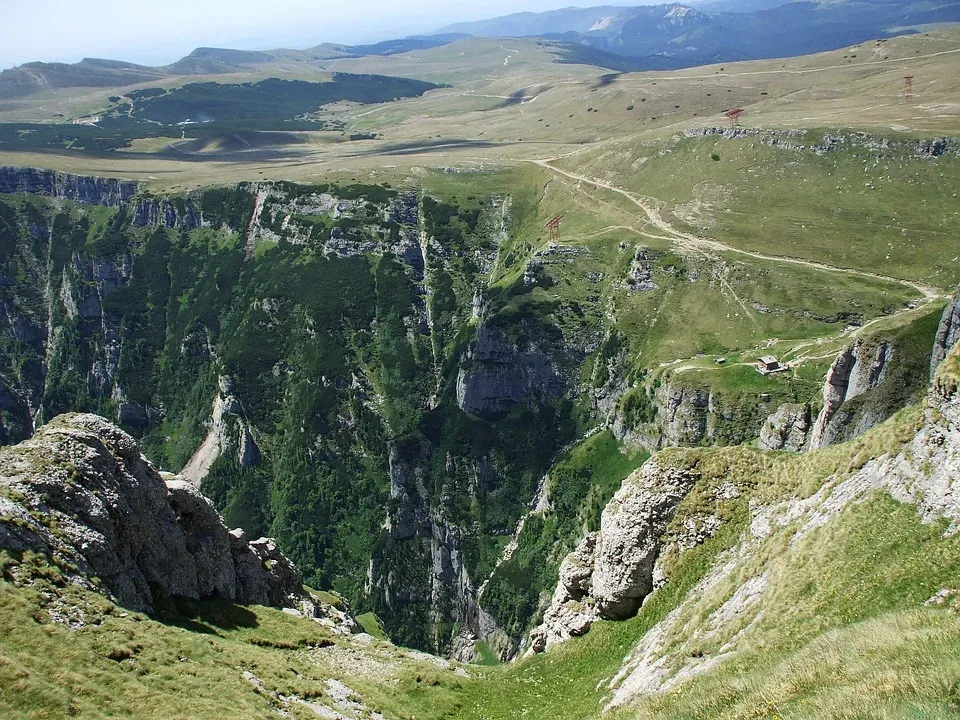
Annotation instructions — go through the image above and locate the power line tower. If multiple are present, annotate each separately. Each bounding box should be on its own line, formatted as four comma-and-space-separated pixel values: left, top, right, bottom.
903, 74, 914, 102
545, 215, 562, 241
725, 108, 743, 126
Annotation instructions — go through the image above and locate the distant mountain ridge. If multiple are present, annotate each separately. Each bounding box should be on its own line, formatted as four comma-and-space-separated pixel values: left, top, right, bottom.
0, 36, 467, 99
3, 0, 960, 100
437, 0, 960, 67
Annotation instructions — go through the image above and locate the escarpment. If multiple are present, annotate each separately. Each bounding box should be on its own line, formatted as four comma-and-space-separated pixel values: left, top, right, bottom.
0, 413, 314, 615
931, 284, 960, 379
532, 333, 960, 672
455, 322, 564, 419
0, 166, 140, 207
179, 375, 260, 487
809, 338, 895, 448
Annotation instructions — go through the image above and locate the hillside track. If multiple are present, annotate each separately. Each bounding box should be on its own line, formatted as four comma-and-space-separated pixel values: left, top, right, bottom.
531, 157, 948, 373
531, 158, 944, 301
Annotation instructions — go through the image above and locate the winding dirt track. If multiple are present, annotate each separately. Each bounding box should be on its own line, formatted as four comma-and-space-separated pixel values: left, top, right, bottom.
530, 157, 949, 371
531, 158, 943, 301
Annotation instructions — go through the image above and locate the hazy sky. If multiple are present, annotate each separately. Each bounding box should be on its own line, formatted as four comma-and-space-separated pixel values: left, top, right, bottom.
0, 0, 643, 69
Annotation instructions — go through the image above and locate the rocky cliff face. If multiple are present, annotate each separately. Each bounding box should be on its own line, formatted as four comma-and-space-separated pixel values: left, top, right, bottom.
619, 376, 777, 451
0, 166, 140, 207
366, 439, 511, 661
931, 285, 960, 380
758, 403, 811, 452
455, 322, 564, 419
0, 414, 311, 614
533, 341, 960, 695
809, 338, 895, 449
132, 197, 202, 230
654, 381, 711, 447
529, 458, 698, 652
180, 375, 260, 486
1, 177, 563, 655
605, 346, 960, 709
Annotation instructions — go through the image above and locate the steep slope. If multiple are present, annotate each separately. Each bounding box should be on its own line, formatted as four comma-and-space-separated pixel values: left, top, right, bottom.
0, 413, 467, 720
0, 171, 591, 659
0, 413, 320, 615
413, 337, 960, 720
0, 154, 948, 659
2, 325, 959, 719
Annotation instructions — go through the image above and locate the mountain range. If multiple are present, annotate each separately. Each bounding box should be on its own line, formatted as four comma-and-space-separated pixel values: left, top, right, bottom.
436, 0, 960, 67
3, 0, 959, 99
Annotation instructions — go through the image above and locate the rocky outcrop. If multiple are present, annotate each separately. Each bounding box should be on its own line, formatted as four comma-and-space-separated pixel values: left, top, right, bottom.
684, 128, 960, 158
180, 375, 260, 486
614, 375, 781, 451
529, 458, 698, 652
529, 533, 599, 653
456, 323, 563, 419
0, 413, 302, 614
0, 167, 204, 231
606, 345, 960, 707
809, 338, 894, 449
655, 381, 711, 447
758, 403, 810, 452
132, 197, 202, 229
591, 461, 699, 619
931, 285, 960, 380
626, 248, 658, 292
0, 166, 139, 206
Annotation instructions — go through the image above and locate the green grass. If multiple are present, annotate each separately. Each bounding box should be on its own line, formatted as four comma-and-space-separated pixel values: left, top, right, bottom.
620, 495, 960, 720
0, 398, 956, 720
479, 430, 649, 640
356, 612, 388, 640
560, 133, 960, 288
0, 550, 473, 720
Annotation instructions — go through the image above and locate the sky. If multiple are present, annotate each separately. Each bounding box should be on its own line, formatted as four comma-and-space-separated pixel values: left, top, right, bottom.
0, 0, 646, 69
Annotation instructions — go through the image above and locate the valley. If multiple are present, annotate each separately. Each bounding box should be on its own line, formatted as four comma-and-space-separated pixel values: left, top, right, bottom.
1, 4, 959, 719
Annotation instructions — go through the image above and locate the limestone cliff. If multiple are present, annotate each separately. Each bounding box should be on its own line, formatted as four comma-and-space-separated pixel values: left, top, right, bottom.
618, 376, 778, 451
931, 284, 960, 380
654, 382, 711, 447
809, 338, 895, 449
455, 322, 564, 419
0, 166, 140, 207
366, 439, 511, 661
132, 196, 202, 230
180, 375, 260, 487
757, 403, 811, 452
529, 458, 698, 652
0, 413, 316, 616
